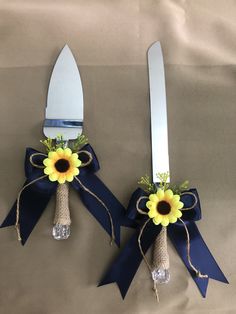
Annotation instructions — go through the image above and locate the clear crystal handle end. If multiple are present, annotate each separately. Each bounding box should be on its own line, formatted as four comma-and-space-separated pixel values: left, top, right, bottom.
152, 268, 170, 284
52, 224, 70, 240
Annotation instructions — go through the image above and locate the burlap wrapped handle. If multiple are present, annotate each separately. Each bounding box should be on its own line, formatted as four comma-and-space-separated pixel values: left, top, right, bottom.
152, 226, 169, 270
53, 183, 71, 226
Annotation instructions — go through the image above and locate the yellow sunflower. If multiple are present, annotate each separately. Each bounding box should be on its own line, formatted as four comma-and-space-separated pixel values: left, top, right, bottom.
43, 147, 81, 184
146, 189, 184, 227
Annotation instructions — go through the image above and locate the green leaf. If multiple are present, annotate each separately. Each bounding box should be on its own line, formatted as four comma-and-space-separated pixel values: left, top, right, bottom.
40, 137, 55, 152
71, 134, 89, 152
156, 172, 170, 191
170, 180, 189, 195
40, 133, 89, 153
138, 175, 157, 193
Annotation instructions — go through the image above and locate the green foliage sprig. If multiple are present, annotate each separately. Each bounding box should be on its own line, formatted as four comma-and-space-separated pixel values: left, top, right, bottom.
55, 134, 66, 149
157, 172, 170, 191
40, 133, 89, 153
40, 137, 55, 152
138, 172, 189, 195
138, 175, 157, 194
169, 180, 189, 195
71, 134, 88, 152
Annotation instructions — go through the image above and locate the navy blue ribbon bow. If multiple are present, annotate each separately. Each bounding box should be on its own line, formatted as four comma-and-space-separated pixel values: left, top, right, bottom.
1, 144, 128, 246
99, 188, 228, 298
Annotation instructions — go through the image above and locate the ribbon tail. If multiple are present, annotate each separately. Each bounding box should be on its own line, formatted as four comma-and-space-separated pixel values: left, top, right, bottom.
99, 221, 161, 298
1, 181, 52, 245
168, 222, 228, 297
99, 233, 141, 298
72, 173, 129, 247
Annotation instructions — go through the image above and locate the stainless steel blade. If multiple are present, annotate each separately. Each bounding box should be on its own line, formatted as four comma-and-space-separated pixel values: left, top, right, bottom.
43, 45, 83, 140
148, 42, 170, 183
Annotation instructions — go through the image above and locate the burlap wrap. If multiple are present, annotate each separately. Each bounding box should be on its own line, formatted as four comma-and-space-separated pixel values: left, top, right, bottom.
53, 183, 71, 225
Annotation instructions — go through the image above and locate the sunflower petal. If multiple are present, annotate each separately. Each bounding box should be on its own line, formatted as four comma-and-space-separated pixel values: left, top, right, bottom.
156, 189, 164, 199
161, 217, 169, 227
174, 209, 182, 218
171, 194, 180, 206
48, 151, 58, 160
176, 201, 184, 210
44, 167, 53, 175
71, 159, 81, 168
49, 172, 59, 182
58, 174, 66, 184
168, 214, 177, 223
146, 201, 154, 210
64, 148, 72, 157
149, 194, 158, 202
72, 167, 79, 176
71, 153, 79, 161
66, 174, 74, 182
43, 158, 53, 167
148, 208, 157, 218
153, 215, 162, 225
172, 195, 180, 203
164, 189, 173, 200
56, 148, 64, 156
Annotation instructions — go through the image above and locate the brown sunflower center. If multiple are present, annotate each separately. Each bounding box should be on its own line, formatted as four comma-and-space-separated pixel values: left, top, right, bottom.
157, 201, 171, 215
55, 159, 70, 173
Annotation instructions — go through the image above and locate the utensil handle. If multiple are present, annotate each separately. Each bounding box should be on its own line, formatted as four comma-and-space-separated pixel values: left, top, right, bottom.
153, 226, 169, 270
53, 183, 71, 225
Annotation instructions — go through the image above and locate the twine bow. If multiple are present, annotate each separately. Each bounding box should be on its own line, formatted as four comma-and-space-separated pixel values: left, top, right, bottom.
136, 191, 208, 301
1, 144, 126, 246
99, 188, 228, 299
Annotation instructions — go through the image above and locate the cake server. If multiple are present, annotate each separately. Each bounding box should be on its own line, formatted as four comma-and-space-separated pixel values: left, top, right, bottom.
44, 45, 83, 240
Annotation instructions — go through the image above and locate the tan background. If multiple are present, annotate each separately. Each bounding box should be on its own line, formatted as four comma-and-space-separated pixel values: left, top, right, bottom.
0, 1, 235, 313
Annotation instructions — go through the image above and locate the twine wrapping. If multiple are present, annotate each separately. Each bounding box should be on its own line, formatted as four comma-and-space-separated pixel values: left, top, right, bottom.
52, 149, 93, 228
1, 144, 127, 246
152, 226, 169, 270
15, 148, 116, 244
151, 191, 199, 277
99, 187, 228, 300
179, 218, 208, 279
53, 183, 71, 225
136, 191, 208, 301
